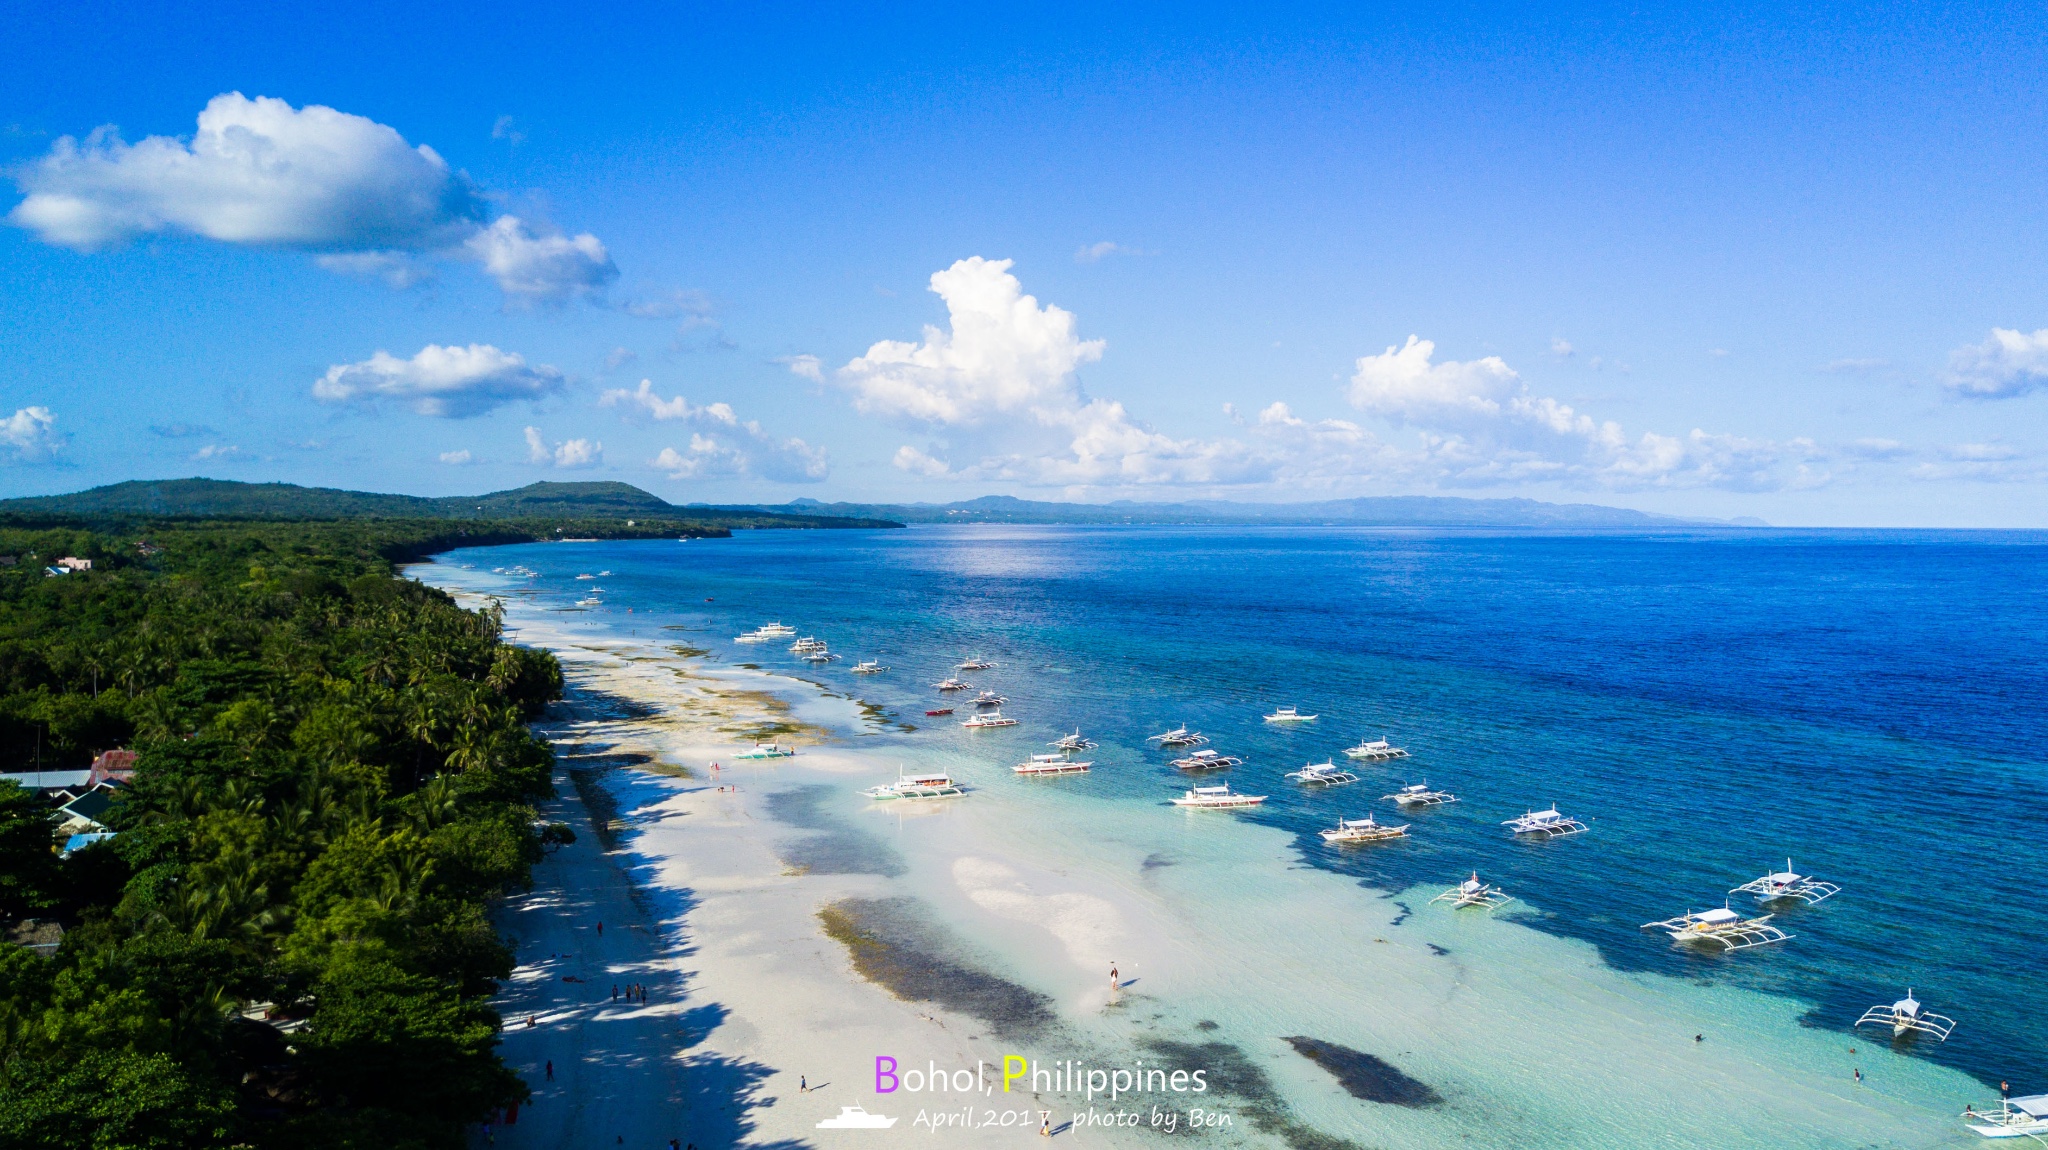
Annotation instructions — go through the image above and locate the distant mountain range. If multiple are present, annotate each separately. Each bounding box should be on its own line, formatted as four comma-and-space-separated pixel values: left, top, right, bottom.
713, 494, 1768, 528
0, 479, 1766, 529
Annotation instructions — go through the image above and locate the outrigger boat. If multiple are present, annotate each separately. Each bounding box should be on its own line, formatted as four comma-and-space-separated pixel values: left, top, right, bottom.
1640, 906, 1792, 951
932, 677, 973, 691
734, 622, 797, 643
1384, 783, 1456, 807
575, 597, 602, 607
925, 708, 954, 716
1287, 760, 1359, 786
1172, 749, 1242, 771
790, 636, 828, 653
957, 657, 997, 671
1431, 872, 1513, 910
1264, 706, 1318, 723
802, 651, 840, 663
961, 710, 1019, 729
1855, 990, 1956, 1041
851, 660, 887, 674
1049, 730, 1097, 753
1172, 783, 1267, 809
1147, 726, 1208, 748
1962, 1094, 2048, 1139
1014, 753, 1091, 775
1503, 806, 1587, 839
734, 742, 796, 760
1730, 859, 1840, 905
1319, 814, 1410, 843
1342, 738, 1409, 761
862, 769, 966, 800
970, 691, 1008, 707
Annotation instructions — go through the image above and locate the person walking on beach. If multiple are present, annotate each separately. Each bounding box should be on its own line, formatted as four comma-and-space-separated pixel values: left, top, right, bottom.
1039, 1112, 1051, 1137
1109, 963, 1119, 990
800, 1075, 808, 1093
1854, 1068, 1862, 1084
545, 1060, 554, 1081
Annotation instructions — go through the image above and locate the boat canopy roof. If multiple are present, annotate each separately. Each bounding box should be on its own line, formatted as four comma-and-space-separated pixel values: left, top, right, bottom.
1893, 996, 1920, 1013
1768, 871, 1801, 883
1696, 907, 1741, 924
904, 772, 954, 785
2012, 1096, 2048, 1119
1192, 785, 1232, 795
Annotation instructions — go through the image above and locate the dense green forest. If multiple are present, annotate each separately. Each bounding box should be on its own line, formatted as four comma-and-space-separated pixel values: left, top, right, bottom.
0, 518, 611, 1149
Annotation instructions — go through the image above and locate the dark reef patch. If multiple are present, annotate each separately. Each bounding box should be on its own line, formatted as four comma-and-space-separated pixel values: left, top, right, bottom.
1283, 1036, 1442, 1108
1140, 1038, 1366, 1150
818, 897, 1055, 1037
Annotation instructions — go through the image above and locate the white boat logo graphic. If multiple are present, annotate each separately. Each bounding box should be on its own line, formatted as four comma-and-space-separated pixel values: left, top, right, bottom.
816, 1105, 899, 1129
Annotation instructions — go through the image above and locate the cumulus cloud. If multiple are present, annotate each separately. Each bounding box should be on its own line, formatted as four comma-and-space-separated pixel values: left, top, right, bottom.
601, 379, 827, 482
6, 92, 616, 305
1346, 336, 1825, 491
524, 427, 601, 468
438, 449, 473, 465
1948, 328, 2048, 397
778, 354, 824, 383
313, 343, 564, 418
464, 215, 617, 304
893, 445, 951, 476
192, 444, 248, 461
1, 406, 65, 462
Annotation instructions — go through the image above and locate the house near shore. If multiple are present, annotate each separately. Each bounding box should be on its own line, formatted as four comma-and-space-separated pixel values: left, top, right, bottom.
0, 769, 93, 796
56, 785, 120, 838
90, 748, 138, 786
56, 556, 92, 571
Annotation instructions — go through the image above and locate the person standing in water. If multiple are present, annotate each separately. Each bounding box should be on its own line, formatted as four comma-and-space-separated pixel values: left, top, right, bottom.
1109, 963, 1119, 990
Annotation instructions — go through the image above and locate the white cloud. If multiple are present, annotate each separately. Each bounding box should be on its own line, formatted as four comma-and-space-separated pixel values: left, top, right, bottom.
490, 115, 524, 145
602, 379, 828, 482
6, 93, 616, 305
1346, 336, 1825, 491
893, 445, 952, 476
438, 449, 473, 465
1550, 338, 1574, 358
836, 257, 1105, 424
192, 444, 247, 461
1948, 328, 2048, 397
1, 406, 65, 462
1907, 442, 2043, 482
524, 426, 602, 468
1846, 437, 1911, 460
314, 343, 564, 418
778, 354, 824, 383
464, 215, 617, 304
8, 93, 483, 250
1074, 241, 1142, 264
602, 347, 637, 372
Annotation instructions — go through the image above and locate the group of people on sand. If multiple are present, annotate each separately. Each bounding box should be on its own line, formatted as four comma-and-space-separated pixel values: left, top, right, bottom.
613, 983, 650, 1003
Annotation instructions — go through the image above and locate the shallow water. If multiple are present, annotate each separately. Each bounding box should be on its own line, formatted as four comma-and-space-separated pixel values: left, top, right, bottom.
424, 525, 2048, 1147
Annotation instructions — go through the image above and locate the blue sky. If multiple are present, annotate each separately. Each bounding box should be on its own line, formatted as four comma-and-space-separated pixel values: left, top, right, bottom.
5, 2, 2048, 524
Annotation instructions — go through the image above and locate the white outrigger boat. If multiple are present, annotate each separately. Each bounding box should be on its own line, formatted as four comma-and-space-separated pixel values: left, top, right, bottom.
1963, 1094, 2048, 1139
1172, 783, 1266, 809
1503, 806, 1587, 839
575, 597, 602, 607
1855, 989, 1955, 1041
802, 650, 840, 663
961, 710, 1019, 729
1640, 906, 1791, 951
850, 660, 887, 674
1342, 738, 1409, 761
1172, 749, 1242, 771
1147, 726, 1208, 748
957, 657, 997, 671
1264, 706, 1318, 723
1050, 730, 1097, 752
1384, 783, 1456, 807
1287, 760, 1359, 786
1431, 872, 1513, 910
1014, 753, 1091, 776
970, 691, 1008, 707
862, 769, 966, 800
790, 636, 828, 653
1729, 859, 1840, 906
932, 677, 973, 691
734, 622, 797, 643
734, 742, 796, 759
1319, 814, 1410, 843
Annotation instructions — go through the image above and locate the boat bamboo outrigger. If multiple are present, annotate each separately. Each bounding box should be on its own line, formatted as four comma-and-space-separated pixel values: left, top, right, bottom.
957, 657, 997, 671
1855, 990, 1955, 1041
1147, 726, 1208, 748
1172, 783, 1266, 808
734, 622, 797, 643
861, 769, 966, 800
961, 710, 1020, 729
1014, 753, 1092, 776
790, 636, 828, 653
1640, 906, 1792, 951
1319, 814, 1410, 843
803, 651, 840, 663
1287, 761, 1359, 786
1962, 1094, 2048, 1139
1264, 706, 1318, 723
932, 677, 973, 691
734, 743, 796, 759
1431, 872, 1513, 910
1172, 748, 1242, 771
1384, 783, 1456, 807
1050, 730, 1097, 753
1730, 859, 1841, 906
851, 660, 887, 674
1502, 806, 1587, 838
971, 691, 1008, 707
1342, 738, 1410, 761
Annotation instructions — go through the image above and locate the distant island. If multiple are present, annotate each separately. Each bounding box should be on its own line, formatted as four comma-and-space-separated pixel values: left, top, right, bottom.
0, 479, 1767, 529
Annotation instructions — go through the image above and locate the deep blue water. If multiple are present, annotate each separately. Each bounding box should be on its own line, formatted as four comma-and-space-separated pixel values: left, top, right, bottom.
454, 524, 2048, 1091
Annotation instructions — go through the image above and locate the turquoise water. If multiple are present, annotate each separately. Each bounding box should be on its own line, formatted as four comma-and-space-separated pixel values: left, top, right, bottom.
430, 525, 2048, 1142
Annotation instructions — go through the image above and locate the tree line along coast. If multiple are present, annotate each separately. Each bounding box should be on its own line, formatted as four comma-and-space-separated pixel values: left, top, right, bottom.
0, 514, 757, 1149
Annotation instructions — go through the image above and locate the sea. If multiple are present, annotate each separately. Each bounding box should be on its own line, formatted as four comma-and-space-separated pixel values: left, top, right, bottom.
420, 524, 2048, 1148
